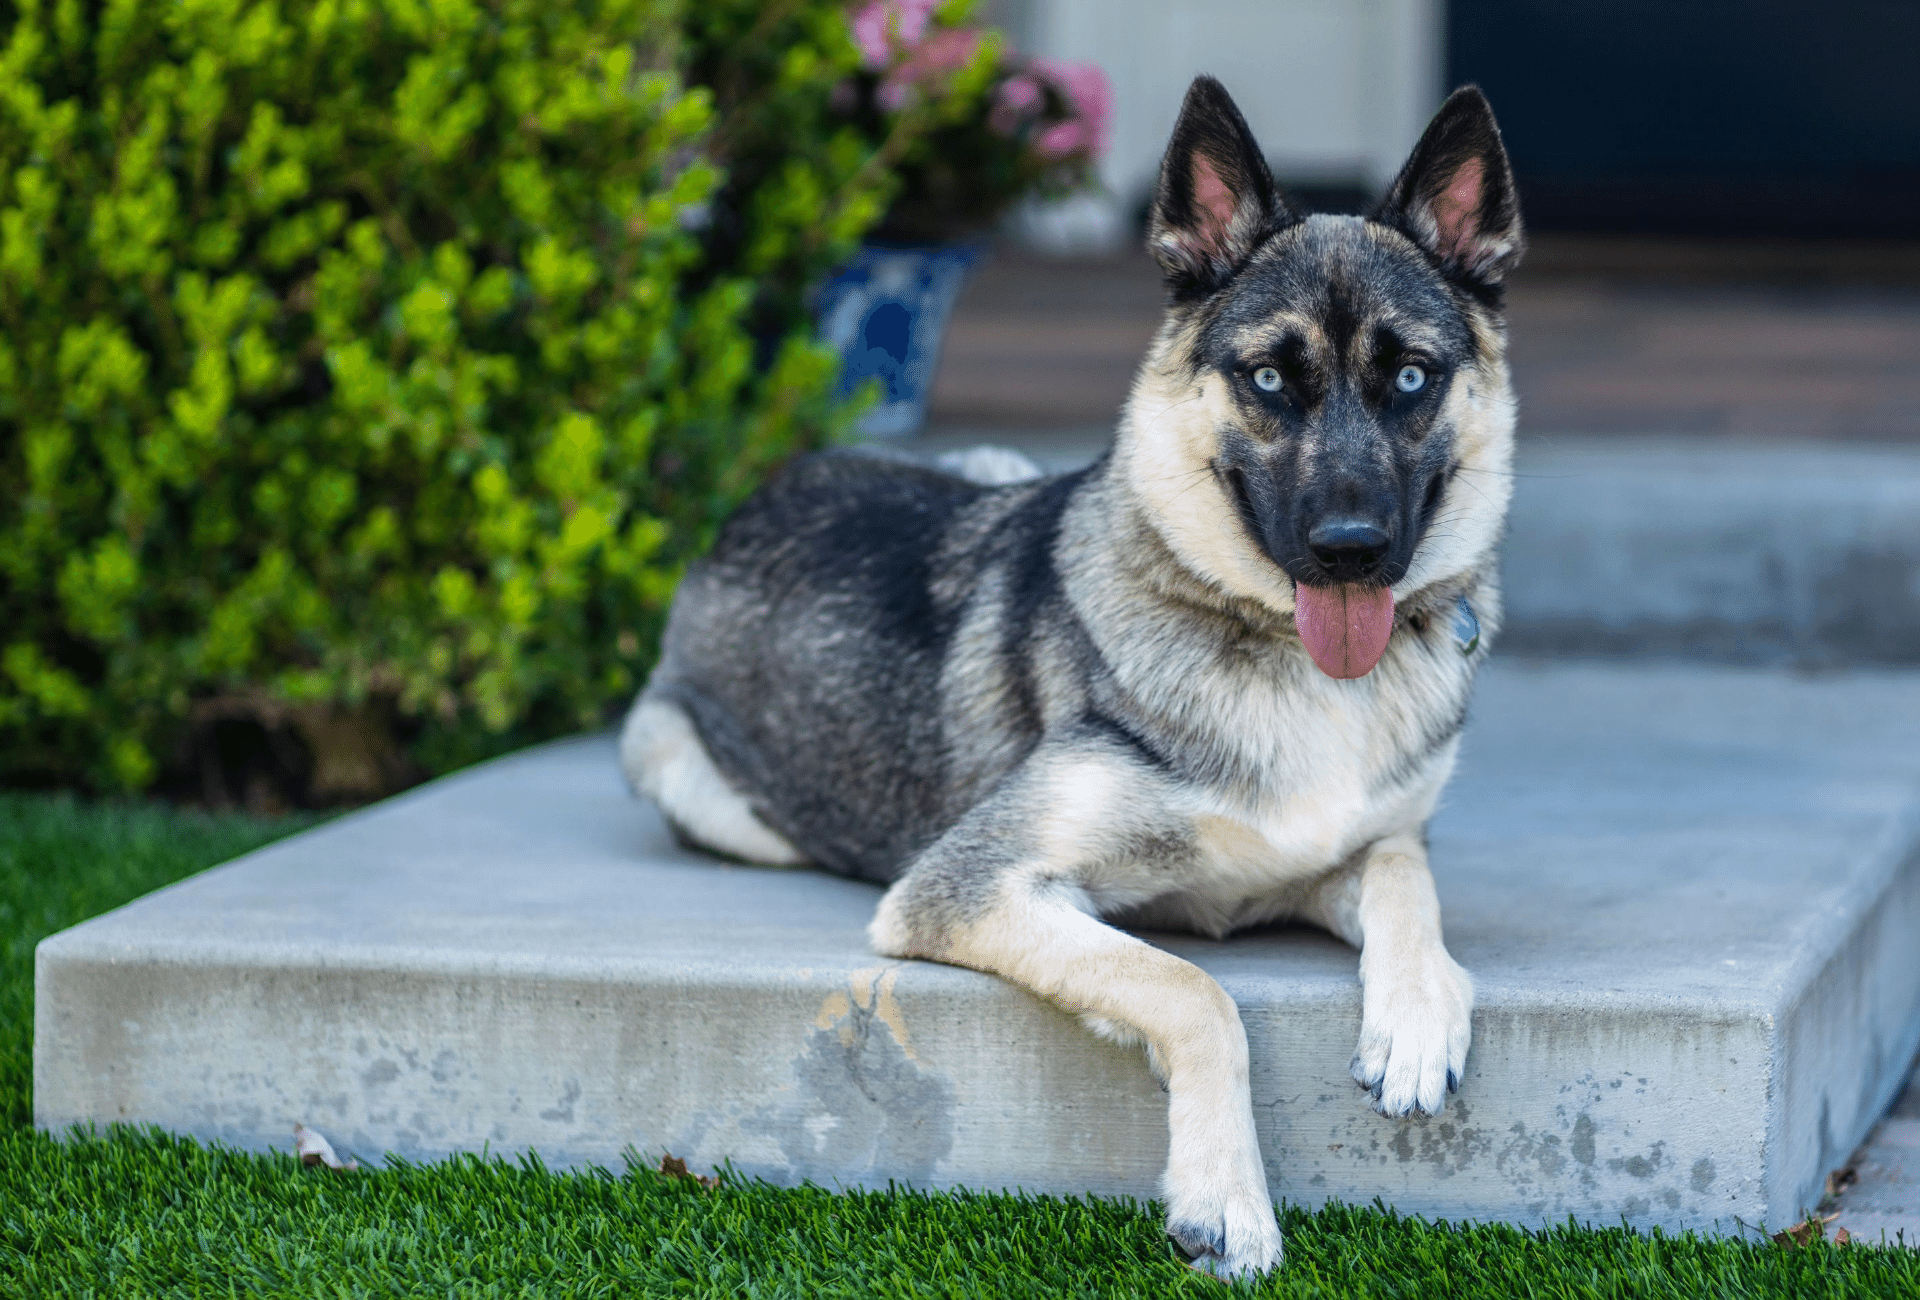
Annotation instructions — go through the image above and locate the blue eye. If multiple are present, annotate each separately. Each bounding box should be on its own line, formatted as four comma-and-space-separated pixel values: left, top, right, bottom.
1395, 364, 1427, 393
1252, 366, 1282, 393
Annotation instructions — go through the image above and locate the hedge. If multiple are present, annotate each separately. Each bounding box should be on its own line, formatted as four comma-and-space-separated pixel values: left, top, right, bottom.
0, 0, 985, 800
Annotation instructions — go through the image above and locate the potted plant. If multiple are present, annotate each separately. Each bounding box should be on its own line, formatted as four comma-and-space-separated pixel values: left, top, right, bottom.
818, 0, 1111, 436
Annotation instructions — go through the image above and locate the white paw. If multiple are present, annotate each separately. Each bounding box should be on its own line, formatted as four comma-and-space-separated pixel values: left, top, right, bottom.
1350, 950, 1473, 1118
1163, 1153, 1284, 1277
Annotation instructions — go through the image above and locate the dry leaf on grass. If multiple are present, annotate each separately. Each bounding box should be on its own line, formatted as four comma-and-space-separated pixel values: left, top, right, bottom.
293, 1123, 359, 1171
1773, 1221, 1816, 1247
657, 1153, 717, 1189
1773, 1211, 1848, 1247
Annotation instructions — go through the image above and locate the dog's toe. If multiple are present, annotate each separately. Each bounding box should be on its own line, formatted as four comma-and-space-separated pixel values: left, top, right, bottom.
1164, 1183, 1284, 1279
1168, 1217, 1226, 1260
1353, 952, 1473, 1118
1167, 1213, 1283, 1280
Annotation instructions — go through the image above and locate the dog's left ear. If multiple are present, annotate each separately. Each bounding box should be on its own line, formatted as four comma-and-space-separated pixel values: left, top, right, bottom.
1374, 86, 1524, 289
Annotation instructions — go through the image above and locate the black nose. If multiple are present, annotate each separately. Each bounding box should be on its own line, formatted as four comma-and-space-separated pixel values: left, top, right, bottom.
1307, 519, 1390, 580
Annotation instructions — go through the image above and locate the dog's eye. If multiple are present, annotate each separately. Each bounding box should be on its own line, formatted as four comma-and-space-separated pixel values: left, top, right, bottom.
1395, 364, 1427, 394
1252, 366, 1283, 393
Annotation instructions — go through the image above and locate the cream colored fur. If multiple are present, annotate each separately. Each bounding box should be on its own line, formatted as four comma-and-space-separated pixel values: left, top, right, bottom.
620, 695, 806, 866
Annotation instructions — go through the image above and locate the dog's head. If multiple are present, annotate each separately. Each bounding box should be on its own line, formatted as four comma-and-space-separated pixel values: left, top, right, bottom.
1119, 77, 1523, 679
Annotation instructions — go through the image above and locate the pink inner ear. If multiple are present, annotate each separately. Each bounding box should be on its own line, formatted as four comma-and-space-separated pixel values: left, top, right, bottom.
1190, 155, 1238, 258
1430, 157, 1485, 259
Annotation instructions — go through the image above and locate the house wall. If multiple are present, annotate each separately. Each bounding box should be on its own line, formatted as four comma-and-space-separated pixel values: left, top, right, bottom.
1002, 0, 1444, 204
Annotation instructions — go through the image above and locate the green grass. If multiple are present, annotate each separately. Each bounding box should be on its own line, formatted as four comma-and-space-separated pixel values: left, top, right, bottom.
3, 792, 1915, 1297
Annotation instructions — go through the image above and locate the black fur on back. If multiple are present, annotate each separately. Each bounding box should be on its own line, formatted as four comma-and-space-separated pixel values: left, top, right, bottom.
652, 450, 1097, 881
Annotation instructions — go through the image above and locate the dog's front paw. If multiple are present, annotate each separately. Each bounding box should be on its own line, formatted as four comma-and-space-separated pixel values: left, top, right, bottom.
1164, 1175, 1283, 1278
1350, 950, 1473, 1118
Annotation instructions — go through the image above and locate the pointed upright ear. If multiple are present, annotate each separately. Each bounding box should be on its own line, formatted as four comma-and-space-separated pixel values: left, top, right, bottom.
1374, 86, 1524, 289
1147, 76, 1295, 299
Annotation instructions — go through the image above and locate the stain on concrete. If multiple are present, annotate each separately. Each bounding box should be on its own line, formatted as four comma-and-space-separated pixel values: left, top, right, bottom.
868, 968, 920, 1063
1608, 1141, 1665, 1180
1691, 1157, 1716, 1192
1381, 1104, 1493, 1178
540, 1079, 581, 1124
362, 1059, 400, 1088
749, 967, 954, 1185
814, 990, 851, 1030
1571, 1114, 1596, 1166
1495, 1122, 1567, 1182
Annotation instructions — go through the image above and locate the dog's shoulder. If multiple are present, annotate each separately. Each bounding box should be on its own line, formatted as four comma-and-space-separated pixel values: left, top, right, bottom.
708, 450, 979, 564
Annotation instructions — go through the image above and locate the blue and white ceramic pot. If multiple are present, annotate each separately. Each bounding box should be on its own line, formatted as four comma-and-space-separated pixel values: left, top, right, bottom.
818, 240, 984, 437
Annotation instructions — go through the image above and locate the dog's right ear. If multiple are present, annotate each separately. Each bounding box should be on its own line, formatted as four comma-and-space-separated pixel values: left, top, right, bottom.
1148, 76, 1294, 300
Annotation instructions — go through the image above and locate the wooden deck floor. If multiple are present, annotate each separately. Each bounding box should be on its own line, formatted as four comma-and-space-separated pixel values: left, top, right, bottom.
923, 238, 1920, 442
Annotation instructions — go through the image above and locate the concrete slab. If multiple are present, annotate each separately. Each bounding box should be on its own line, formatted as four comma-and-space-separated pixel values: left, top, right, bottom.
1830, 1056, 1920, 1248
34, 662, 1920, 1236
1501, 439, 1920, 667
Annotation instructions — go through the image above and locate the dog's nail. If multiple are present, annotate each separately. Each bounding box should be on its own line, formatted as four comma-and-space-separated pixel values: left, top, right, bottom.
1168, 1220, 1230, 1271
1446, 1068, 1460, 1093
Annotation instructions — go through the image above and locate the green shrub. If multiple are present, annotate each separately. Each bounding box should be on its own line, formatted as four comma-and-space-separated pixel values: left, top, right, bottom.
0, 0, 966, 798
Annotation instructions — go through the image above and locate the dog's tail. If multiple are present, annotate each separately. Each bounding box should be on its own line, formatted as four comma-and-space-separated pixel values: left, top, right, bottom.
935, 445, 1045, 487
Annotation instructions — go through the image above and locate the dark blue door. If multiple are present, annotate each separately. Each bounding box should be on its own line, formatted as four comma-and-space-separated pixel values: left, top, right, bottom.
1449, 1, 1920, 237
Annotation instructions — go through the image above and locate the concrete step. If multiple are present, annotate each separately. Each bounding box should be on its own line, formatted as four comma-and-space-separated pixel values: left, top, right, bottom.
894, 433, 1920, 667
1500, 439, 1920, 667
1827, 1063, 1920, 1247
34, 661, 1920, 1236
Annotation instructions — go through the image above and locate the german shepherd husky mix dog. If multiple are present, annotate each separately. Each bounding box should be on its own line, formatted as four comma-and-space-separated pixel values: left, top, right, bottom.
623, 76, 1523, 1276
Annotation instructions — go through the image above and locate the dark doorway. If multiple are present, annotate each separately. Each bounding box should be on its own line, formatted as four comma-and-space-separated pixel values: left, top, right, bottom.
1448, 1, 1920, 238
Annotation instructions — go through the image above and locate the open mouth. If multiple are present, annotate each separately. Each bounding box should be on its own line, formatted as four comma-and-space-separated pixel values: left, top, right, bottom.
1293, 580, 1396, 680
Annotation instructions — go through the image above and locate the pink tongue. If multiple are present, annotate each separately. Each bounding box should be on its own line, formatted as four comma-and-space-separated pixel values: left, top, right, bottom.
1293, 584, 1396, 679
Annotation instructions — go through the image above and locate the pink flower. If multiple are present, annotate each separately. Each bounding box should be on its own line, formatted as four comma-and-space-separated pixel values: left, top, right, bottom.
995, 73, 1042, 115
849, 0, 940, 69
892, 0, 937, 45
1034, 119, 1086, 161
1030, 58, 1113, 158
877, 25, 979, 112
849, 2, 892, 67
917, 27, 979, 75
877, 74, 914, 112
989, 74, 1041, 136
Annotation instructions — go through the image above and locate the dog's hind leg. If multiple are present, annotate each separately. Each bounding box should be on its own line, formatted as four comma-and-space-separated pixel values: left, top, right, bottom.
1304, 832, 1473, 1118
619, 692, 806, 866
868, 741, 1283, 1278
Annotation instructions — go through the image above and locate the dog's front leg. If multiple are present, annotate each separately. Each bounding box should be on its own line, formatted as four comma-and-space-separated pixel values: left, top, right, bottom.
867, 746, 1284, 1278
1307, 832, 1473, 1118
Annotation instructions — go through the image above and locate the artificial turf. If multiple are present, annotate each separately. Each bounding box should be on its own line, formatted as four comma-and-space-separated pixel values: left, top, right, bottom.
2, 791, 1915, 1297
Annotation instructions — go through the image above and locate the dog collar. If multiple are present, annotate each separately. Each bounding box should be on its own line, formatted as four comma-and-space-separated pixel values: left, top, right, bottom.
1453, 597, 1481, 655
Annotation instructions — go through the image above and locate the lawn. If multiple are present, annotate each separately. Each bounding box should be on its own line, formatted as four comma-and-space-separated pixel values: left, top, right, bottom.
2, 792, 1913, 1297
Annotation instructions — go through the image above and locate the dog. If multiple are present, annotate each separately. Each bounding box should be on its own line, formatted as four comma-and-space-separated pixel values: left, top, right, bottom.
621, 76, 1522, 1277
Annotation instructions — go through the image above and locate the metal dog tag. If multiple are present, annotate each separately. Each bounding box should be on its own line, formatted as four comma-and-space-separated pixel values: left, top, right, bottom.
1452, 597, 1480, 655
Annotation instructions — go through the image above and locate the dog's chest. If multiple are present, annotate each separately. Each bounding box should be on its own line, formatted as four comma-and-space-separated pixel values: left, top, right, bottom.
1160, 652, 1464, 908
